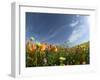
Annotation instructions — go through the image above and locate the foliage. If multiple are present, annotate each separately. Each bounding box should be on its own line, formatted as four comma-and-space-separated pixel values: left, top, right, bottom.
26, 39, 90, 67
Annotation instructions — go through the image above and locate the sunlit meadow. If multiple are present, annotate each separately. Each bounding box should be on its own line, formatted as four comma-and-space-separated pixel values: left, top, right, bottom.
26, 12, 90, 67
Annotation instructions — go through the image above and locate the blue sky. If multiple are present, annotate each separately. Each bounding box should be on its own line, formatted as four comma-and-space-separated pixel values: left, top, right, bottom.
26, 12, 89, 46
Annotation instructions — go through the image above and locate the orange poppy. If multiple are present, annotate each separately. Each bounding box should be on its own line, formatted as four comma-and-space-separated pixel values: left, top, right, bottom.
26, 42, 36, 55
39, 44, 46, 52
49, 45, 58, 52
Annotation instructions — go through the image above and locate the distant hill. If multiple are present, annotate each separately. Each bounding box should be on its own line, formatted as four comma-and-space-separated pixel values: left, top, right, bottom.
73, 41, 89, 48
60, 41, 89, 48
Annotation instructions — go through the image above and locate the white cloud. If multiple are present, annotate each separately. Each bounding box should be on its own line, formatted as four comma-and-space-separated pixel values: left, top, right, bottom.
68, 25, 86, 43
70, 20, 79, 28
41, 24, 68, 42
68, 31, 80, 42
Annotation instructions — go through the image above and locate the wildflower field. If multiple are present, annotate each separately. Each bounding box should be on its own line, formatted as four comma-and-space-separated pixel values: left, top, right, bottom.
26, 37, 89, 67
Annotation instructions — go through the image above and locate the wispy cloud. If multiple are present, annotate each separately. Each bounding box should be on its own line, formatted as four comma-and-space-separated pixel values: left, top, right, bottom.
70, 20, 79, 28
41, 24, 68, 42
68, 25, 87, 43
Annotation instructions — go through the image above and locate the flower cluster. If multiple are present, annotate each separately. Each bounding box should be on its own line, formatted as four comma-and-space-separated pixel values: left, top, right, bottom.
26, 37, 89, 67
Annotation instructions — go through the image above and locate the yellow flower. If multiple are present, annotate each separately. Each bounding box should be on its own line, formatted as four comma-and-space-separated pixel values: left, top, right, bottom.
82, 61, 86, 64
36, 41, 41, 47
59, 57, 66, 61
